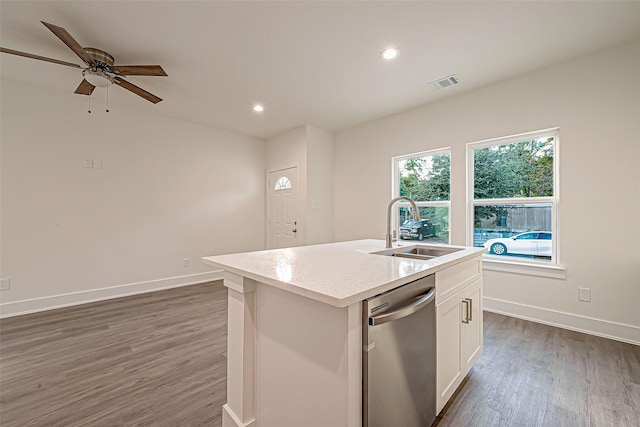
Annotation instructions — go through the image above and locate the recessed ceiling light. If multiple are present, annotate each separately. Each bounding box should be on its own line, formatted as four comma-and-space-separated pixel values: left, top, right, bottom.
381, 48, 398, 60
253, 104, 264, 113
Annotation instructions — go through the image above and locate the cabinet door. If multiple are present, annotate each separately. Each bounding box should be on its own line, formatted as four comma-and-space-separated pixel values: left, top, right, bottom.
461, 279, 483, 372
436, 293, 462, 413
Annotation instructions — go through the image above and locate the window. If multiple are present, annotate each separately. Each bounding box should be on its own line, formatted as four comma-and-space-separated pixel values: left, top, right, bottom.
467, 128, 559, 266
274, 176, 292, 191
393, 149, 450, 243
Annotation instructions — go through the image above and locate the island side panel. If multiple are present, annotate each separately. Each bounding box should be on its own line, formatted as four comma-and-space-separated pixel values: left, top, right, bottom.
255, 282, 362, 427
223, 272, 257, 427
346, 299, 363, 427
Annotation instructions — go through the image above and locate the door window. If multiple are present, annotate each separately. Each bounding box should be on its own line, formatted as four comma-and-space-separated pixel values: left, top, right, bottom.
274, 176, 292, 191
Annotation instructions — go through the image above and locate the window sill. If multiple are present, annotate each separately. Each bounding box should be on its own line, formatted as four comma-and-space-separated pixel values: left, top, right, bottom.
482, 257, 566, 279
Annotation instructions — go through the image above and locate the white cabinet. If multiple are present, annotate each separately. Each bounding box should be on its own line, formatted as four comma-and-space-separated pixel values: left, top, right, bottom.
435, 287, 463, 410
461, 280, 482, 373
435, 258, 483, 414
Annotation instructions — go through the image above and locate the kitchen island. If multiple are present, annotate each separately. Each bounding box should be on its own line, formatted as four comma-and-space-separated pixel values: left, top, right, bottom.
202, 239, 486, 427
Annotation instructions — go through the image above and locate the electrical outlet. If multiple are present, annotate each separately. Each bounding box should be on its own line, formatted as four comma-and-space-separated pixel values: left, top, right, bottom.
0, 278, 10, 291
578, 287, 591, 302
183, 258, 190, 268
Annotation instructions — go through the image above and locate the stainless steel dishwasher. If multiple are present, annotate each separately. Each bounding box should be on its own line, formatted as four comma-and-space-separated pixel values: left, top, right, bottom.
363, 274, 436, 427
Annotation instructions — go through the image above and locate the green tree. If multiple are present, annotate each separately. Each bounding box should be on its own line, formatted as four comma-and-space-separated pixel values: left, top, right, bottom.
473, 138, 554, 223
399, 154, 450, 201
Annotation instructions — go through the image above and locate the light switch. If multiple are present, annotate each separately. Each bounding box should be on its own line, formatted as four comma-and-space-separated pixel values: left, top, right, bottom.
84, 159, 94, 168
0, 278, 10, 291
93, 159, 103, 169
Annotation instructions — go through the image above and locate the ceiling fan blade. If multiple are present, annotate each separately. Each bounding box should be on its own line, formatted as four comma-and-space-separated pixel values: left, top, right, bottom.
113, 76, 162, 104
41, 21, 95, 66
1, 47, 81, 68
110, 65, 167, 76
74, 79, 95, 96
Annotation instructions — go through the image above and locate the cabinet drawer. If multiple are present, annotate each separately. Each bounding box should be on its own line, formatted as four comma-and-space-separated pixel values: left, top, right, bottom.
435, 257, 481, 304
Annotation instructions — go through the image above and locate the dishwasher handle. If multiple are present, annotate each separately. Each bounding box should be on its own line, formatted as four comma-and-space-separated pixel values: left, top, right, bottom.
369, 287, 436, 326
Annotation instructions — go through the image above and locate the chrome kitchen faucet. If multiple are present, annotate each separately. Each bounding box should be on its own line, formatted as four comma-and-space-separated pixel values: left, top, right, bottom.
386, 196, 421, 248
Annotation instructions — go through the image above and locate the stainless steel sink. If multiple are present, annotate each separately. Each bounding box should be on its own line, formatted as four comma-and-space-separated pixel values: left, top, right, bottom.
372, 245, 462, 260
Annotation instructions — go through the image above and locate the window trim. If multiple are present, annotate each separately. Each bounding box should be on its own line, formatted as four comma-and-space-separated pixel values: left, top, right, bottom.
483, 258, 566, 279
392, 147, 452, 244
466, 128, 562, 270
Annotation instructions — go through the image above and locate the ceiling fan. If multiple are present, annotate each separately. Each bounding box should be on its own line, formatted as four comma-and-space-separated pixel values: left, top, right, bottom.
1, 21, 167, 104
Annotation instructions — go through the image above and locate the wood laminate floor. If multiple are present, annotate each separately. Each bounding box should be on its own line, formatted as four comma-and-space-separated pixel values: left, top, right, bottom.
0, 282, 227, 427
435, 312, 640, 427
1, 281, 638, 426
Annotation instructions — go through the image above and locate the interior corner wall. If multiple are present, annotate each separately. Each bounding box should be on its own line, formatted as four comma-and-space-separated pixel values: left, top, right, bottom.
306, 125, 334, 245
333, 40, 640, 343
0, 78, 266, 315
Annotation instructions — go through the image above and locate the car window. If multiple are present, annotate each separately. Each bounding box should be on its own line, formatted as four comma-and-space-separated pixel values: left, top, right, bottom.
539, 233, 552, 240
515, 233, 538, 240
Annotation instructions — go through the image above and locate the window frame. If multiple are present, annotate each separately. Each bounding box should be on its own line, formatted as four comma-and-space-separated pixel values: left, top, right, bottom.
392, 147, 452, 245
466, 128, 563, 274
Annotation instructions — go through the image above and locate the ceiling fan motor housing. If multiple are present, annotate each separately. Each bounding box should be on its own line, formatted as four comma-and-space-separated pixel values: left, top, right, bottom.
84, 47, 114, 68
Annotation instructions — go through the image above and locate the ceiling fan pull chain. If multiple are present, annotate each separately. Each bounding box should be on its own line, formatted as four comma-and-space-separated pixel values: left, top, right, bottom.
106, 86, 110, 113
88, 94, 91, 114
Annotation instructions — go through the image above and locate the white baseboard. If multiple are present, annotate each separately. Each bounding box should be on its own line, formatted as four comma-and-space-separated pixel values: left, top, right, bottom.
0, 271, 224, 318
222, 404, 255, 427
484, 297, 640, 346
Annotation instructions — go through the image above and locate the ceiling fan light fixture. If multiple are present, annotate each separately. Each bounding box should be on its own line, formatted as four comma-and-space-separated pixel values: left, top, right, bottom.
253, 104, 264, 113
83, 69, 113, 87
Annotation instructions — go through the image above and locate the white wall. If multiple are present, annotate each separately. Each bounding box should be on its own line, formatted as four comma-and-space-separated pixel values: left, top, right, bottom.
334, 40, 640, 343
306, 125, 334, 244
1, 78, 266, 315
266, 125, 308, 174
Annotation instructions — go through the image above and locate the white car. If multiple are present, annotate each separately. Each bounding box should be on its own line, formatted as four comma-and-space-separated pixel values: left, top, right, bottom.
483, 231, 552, 257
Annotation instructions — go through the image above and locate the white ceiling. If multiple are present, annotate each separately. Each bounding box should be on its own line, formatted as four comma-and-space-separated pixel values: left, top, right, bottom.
2, 1, 640, 139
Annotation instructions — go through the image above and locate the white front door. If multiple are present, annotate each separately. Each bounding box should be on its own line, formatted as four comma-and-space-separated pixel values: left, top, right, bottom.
268, 167, 299, 249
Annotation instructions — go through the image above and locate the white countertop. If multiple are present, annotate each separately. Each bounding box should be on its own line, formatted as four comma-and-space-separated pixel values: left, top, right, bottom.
202, 239, 485, 308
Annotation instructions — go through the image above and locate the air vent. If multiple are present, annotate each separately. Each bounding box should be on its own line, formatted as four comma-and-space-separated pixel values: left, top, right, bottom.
429, 75, 459, 90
